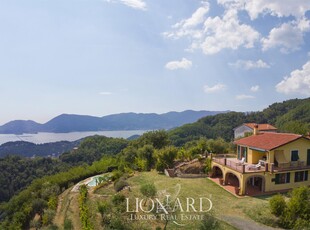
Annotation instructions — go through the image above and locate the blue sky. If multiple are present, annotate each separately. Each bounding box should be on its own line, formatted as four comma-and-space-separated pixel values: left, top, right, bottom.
0, 0, 310, 124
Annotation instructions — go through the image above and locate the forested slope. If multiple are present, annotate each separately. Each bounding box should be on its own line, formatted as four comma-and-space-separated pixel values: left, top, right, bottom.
169, 98, 310, 146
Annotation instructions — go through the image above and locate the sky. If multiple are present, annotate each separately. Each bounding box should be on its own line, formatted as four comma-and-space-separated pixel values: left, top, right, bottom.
0, 0, 310, 125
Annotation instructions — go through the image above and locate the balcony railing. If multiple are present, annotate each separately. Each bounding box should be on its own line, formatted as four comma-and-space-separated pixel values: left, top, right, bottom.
212, 157, 246, 173
274, 161, 310, 172
213, 156, 310, 173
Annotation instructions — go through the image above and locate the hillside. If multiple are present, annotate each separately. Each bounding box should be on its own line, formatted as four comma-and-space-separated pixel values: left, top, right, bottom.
0, 110, 227, 134
1, 98, 309, 229
169, 98, 310, 146
0, 140, 81, 158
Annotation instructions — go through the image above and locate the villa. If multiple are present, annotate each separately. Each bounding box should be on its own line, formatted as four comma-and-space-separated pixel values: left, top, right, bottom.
234, 123, 277, 139
211, 125, 310, 196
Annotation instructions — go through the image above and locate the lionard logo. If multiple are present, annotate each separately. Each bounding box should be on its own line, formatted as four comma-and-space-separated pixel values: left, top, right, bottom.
125, 184, 213, 226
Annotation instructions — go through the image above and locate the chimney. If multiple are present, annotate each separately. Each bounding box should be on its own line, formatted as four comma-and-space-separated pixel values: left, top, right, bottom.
253, 124, 259, 135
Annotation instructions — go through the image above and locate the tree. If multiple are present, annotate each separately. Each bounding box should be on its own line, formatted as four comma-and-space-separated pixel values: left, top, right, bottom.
204, 158, 212, 175
269, 187, 310, 229
32, 198, 47, 218
136, 145, 155, 171
155, 146, 178, 172
140, 183, 157, 205
283, 186, 310, 228
137, 130, 170, 149
206, 138, 229, 154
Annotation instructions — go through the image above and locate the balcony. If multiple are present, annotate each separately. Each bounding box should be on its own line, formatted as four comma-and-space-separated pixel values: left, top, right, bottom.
274, 161, 310, 172
212, 155, 310, 173
212, 155, 265, 174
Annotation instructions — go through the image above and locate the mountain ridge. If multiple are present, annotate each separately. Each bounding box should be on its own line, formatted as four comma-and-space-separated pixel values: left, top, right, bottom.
0, 110, 228, 134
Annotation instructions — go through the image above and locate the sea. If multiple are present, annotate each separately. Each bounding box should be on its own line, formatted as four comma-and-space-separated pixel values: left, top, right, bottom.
0, 130, 147, 145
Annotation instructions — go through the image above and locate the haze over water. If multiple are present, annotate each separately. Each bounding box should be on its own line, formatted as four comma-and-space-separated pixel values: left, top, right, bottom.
0, 130, 146, 145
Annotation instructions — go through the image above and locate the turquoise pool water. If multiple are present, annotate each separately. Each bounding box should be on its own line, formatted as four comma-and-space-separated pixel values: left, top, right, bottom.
87, 175, 109, 187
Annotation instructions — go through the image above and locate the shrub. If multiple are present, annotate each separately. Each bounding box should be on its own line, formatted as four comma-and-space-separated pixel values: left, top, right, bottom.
47, 195, 58, 210
109, 216, 127, 230
42, 209, 56, 226
140, 183, 157, 199
46, 224, 59, 230
293, 218, 310, 230
140, 183, 157, 206
281, 186, 310, 229
269, 187, 310, 229
112, 194, 126, 206
111, 170, 122, 181
200, 213, 219, 230
64, 218, 73, 230
97, 201, 111, 221
114, 179, 129, 192
269, 194, 286, 217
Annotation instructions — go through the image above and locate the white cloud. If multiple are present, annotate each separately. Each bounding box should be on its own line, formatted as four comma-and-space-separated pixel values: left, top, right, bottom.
261, 20, 309, 53
235, 94, 255, 100
229, 59, 270, 70
250, 85, 260, 92
217, 0, 310, 20
99, 92, 112, 95
201, 9, 259, 55
276, 60, 310, 96
121, 0, 146, 10
165, 58, 192, 70
165, 1, 310, 54
104, 0, 146, 10
164, 3, 259, 55
178, 3, 210, 29
203, 83, 227, 93
164, 3, 209, 40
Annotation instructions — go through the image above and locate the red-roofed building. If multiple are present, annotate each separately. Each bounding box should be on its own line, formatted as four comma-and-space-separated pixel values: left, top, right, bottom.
211, 128, 310, 196
234, 132, 302, 151
234, 123, 277, 139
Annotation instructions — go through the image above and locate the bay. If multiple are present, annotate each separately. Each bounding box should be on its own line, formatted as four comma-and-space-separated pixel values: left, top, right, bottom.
0, 130, 147, 145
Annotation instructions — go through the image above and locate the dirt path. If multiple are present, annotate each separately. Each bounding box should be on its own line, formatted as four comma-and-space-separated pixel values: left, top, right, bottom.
53, 189, 69, 227
53, 176, 96, 229
221, 215, 281, 230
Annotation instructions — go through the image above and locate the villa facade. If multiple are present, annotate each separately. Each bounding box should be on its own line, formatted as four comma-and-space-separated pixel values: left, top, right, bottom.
211, 128, 310, 196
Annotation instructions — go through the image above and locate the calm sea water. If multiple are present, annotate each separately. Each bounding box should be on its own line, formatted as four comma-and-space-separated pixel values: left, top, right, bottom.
0, 130, 147, 145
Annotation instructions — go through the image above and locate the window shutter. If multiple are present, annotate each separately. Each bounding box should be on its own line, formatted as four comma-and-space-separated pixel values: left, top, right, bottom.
286, 173, 290, 183
275, 174, 279, 184
305, 171, 308, 181
295, 172, 298, 182
291, 150, 299, 161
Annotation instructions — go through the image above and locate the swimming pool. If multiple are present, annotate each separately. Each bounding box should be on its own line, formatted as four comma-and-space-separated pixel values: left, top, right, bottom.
87, 174, 110, 187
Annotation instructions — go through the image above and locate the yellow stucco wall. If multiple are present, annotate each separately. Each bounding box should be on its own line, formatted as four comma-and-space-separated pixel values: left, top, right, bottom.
241, 137, 310, 165
265, 170, 310, 192
212, 161, 310, 195
247, 149, 266, 164
272, 138, 310, 164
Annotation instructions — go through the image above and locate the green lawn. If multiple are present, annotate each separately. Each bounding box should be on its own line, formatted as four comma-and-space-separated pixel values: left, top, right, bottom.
92, 171, 275, 229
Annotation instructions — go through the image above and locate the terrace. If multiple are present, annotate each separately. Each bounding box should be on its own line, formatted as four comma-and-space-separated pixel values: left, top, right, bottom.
212, 155, 266, 174
212, 155, 310, 173
273, 161, 310, 172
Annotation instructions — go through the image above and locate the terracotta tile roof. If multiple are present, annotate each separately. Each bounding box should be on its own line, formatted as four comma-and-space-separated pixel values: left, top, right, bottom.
244, 123, 277, 131
234, 132, 306, 151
